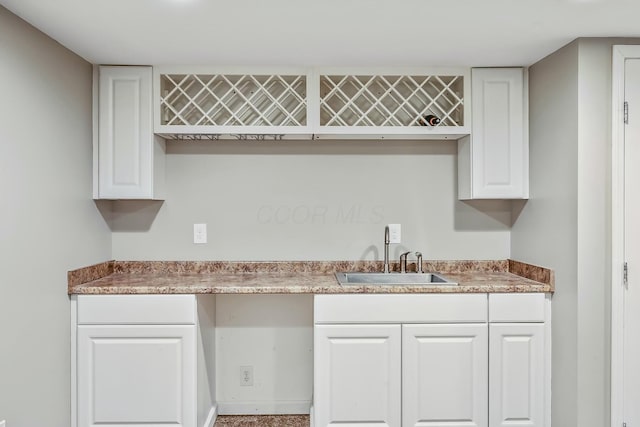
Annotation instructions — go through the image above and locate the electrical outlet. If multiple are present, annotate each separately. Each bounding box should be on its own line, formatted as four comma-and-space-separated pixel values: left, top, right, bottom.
240, 366, 253, 386
193, 224, 207, 244
388, 224, 401, 244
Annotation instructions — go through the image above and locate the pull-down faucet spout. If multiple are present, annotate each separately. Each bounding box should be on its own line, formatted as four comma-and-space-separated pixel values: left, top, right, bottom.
384, 226, 390, 273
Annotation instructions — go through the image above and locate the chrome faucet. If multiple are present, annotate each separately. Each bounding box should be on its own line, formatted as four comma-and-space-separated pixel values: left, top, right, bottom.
415, 252, 423, 273
400, 251, 411, 273
384, 226, 390, 273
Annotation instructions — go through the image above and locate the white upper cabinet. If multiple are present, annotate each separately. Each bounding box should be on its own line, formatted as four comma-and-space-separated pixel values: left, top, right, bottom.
458, 68, 529, 199
95, 66, 165, 199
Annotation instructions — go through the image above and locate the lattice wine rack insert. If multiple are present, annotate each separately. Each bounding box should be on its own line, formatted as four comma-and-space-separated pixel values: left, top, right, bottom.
160, 74, 307, 127
320, 74, 464, 127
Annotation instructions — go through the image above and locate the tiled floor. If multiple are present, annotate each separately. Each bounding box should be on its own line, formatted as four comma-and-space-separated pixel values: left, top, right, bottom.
214, 415, 310, 427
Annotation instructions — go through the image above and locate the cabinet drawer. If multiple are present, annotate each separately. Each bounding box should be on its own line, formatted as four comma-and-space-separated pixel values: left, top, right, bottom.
77, 295, 196, 325
314, 294, 487, 324
489, 293, 546, 322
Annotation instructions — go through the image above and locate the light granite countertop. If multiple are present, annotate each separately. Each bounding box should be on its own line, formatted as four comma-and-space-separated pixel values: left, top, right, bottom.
68, 260, 554, 295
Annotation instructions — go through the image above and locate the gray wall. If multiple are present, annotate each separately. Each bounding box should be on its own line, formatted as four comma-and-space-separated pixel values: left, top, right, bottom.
511, 40, 580, 427
512, 37, 640, 427
0, 7, 111, 427
110, 140, 512, 261
575, 37, 614, 427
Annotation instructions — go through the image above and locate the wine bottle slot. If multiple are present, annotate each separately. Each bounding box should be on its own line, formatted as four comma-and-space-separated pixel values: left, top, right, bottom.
418, 114, 441, 126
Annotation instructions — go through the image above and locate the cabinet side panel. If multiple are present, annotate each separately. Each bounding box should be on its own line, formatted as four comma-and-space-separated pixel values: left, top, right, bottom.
197, 295, 217, 427
458, 135, 472, 200
71, 296, 78, 427
92, 66, 100, 198
153, 134, 166, 199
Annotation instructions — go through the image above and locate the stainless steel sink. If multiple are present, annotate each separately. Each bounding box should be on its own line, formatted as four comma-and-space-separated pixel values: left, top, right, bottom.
335, 272, 457, 286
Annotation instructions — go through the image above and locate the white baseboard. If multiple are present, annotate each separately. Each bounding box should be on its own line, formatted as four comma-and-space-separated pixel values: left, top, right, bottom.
203, 405, 217, 427
217, 400, 311, 415
309, 405, 314, 427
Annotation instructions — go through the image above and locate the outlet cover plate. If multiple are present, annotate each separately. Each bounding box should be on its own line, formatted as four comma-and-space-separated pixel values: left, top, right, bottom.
193, 223, 207, 244
388, 224, 401, 244
240, 366, 253, 386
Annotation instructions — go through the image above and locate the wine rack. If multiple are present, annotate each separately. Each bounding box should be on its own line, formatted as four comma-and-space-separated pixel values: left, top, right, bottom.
155, 69, 309, 136
320, 74, 465, 127
153, 67, 470, 139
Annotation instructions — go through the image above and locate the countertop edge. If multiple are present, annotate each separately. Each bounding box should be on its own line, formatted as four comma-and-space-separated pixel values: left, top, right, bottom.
68, 260, 554, 295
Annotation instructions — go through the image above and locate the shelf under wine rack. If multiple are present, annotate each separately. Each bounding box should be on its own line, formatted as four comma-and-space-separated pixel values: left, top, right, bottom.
159, 73, 307, 127
319, 74, 465, 127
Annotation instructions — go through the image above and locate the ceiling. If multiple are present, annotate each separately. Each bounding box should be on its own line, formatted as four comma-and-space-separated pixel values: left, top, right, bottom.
1, 0, 639, 67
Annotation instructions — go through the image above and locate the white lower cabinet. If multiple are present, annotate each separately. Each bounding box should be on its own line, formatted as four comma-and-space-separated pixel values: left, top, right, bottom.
489, 323, 545, 427
314, 323, 490, 427
314, 325, 401, 427
313, 293, 550, 427
72, 293, 549, 427
402, 324, 488, 427
313, 294, 489, 427
77, 325, 196, 427
73, 295, 217, 427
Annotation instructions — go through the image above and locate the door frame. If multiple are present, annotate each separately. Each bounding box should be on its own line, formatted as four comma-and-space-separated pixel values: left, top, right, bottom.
611, 44, 640, 427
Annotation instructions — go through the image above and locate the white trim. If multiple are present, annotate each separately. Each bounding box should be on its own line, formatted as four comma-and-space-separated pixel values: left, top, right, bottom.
70, 295, 77, 427
92, 66, 99, 198
217, 400, 311, 415
545, 294, 552, 427
203, 404, 218, 427
611, 44, 640, 427
154, 65, 312, 76
522, 67, 530, 199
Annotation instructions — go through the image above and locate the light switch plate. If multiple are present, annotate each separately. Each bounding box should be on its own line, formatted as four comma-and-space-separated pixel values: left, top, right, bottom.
388, 224, 401, 244
193, 223, 207, 244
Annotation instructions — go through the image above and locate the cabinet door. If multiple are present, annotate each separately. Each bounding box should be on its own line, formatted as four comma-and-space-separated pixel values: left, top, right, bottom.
98, 66, 161, 199
402, 324, 488, 427
314, 324, 401, 427
78, 325, 196, 427
489, 323, 544, 427
460, 68, 527, 199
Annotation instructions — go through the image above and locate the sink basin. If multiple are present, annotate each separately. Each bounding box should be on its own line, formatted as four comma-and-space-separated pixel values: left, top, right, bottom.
335, 272, 457, 286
